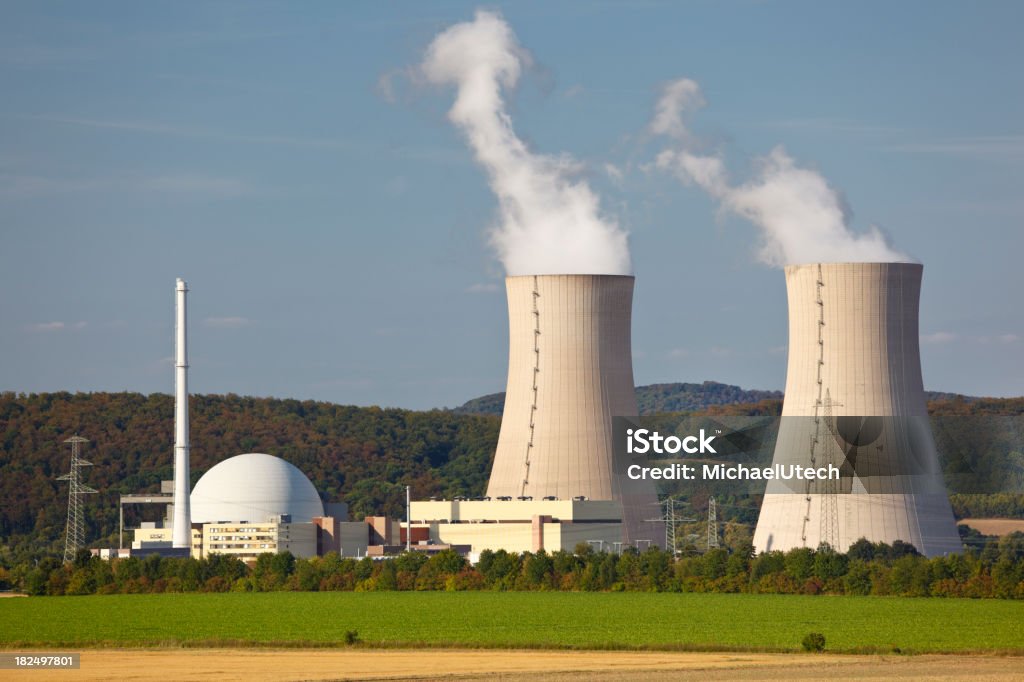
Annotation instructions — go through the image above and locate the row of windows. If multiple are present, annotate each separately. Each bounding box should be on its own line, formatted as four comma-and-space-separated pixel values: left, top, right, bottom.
208, 535, 275, 542
209, 543, 273, 550
207, 526, 268, 533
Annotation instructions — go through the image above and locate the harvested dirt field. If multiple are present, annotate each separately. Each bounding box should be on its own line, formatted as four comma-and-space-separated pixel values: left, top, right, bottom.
959, 519, 1024, 536
4, 649, 1022, 681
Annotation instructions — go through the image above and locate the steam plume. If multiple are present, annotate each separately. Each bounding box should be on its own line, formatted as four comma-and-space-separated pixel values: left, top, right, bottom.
652, 79, 909, 266
419, 10, 631, 275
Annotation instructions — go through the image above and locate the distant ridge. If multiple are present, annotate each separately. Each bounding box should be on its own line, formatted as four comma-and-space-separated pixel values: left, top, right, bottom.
453, 382, 981, 416
454, 381, 784, 416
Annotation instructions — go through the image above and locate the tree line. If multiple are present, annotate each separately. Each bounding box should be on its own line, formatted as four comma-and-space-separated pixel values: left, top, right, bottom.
5, 534, 1023, 599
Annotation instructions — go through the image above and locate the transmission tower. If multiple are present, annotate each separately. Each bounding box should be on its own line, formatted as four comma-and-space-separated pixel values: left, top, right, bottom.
707, 497, 719, 549
819, 390, 840, 550
646, 498, 696, 557
57, 435, 97, 563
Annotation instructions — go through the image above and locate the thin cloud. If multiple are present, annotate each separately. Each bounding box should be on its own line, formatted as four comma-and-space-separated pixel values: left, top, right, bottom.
0, 171, 254, 200
563, 84, 585, 99
27, 114, 354, 151
762, 117, 904, 136
604, 163, 624, 183
0, 174, 104, 198
882, 135, 1024, 160
142, 174, 253, 198
976, 333, 1021, 344
25, 321, 65, 332
465, 282, 500, 294
0, 44, 99, 66
921, 331, 957, 344
203, 316, 251, 329
376, 69, 414, 104
668, 347, 689, 359
24, 321, 86, 333
309, 378, 374, 390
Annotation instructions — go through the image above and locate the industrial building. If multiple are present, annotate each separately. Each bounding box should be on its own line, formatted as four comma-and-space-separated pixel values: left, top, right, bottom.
752, 263, 962, 557
409, 499, 630, 555
127, 453, 363, 561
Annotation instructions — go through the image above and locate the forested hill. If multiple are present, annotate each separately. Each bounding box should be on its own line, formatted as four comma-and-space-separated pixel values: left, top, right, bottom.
454, 382, 982, 416
0, 392, 499, 564
1, 390, 1020, 566
454, 382, 785, 416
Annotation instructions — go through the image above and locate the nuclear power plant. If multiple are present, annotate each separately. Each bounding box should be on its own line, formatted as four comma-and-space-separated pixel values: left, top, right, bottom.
103, 274, 660, 561
752, 263, 962, 557
97, 263, 969, 564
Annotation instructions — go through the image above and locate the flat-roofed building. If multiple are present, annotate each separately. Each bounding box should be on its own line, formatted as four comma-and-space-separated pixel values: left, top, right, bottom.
410, 499, 626, 555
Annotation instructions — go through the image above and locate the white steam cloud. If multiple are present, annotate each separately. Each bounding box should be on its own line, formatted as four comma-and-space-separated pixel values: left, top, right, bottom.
651, 78, 909, 267
419, 10, 631, 275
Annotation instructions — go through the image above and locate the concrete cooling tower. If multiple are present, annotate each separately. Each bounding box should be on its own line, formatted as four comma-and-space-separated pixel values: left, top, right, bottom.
485, 275, 662, 547
753, 263, 962, 557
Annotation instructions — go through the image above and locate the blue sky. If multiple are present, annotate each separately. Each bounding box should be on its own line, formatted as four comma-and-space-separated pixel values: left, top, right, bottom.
2, 1, 1022, 409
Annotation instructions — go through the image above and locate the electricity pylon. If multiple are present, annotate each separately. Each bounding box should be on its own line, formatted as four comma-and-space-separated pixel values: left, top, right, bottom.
707, 497, 719, 550
57, 436, 97, 563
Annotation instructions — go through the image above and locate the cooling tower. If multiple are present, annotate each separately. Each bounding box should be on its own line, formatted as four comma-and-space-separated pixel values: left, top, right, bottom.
486, 275, 661, 547
752, 263, 962, 557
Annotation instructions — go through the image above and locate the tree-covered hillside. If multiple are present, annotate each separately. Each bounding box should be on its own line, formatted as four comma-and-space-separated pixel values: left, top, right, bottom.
454, 382, 981, 416
1, 391, 1021, 567
0, 392, 499, 565
455, 381, 786, 416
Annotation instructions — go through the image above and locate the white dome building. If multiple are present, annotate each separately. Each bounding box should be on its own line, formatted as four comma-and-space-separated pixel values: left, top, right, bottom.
190, 453, 324, 524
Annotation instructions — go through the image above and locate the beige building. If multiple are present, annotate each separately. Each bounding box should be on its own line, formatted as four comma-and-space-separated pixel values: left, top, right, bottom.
129, 453, 337, 562
132, 525, 203, 558
485, 275, 662, 547
132, 520, 318, 561
410, 499, 628, 555
753, 263, 962, 556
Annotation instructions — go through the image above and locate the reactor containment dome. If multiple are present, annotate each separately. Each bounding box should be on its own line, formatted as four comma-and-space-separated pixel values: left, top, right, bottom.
190, 453, 324, 524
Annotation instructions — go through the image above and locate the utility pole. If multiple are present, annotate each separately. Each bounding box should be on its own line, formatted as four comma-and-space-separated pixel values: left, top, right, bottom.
57, 436, 98, 563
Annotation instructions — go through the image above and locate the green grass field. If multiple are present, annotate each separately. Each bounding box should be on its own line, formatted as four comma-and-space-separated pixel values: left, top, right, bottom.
2, 592, 1022, 654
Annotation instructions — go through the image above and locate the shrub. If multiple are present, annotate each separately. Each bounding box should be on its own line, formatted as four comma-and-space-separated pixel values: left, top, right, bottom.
801, 632, 826, 652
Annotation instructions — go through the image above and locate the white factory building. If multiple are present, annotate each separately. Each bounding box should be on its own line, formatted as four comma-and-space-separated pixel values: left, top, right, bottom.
130, 453, 368, 562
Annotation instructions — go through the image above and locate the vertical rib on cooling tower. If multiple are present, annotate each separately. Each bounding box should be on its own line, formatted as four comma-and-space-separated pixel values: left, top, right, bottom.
485, 275, 661, 547
752, 263, 962, 557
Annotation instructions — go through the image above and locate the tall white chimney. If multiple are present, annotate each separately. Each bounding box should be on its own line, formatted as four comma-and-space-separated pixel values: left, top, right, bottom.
171, 278, 192, 549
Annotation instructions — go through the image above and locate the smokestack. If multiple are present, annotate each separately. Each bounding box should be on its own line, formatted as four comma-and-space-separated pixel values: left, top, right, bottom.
486, 275, 661, 546
752, 263, 961, 556
171, 278, 191, 549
